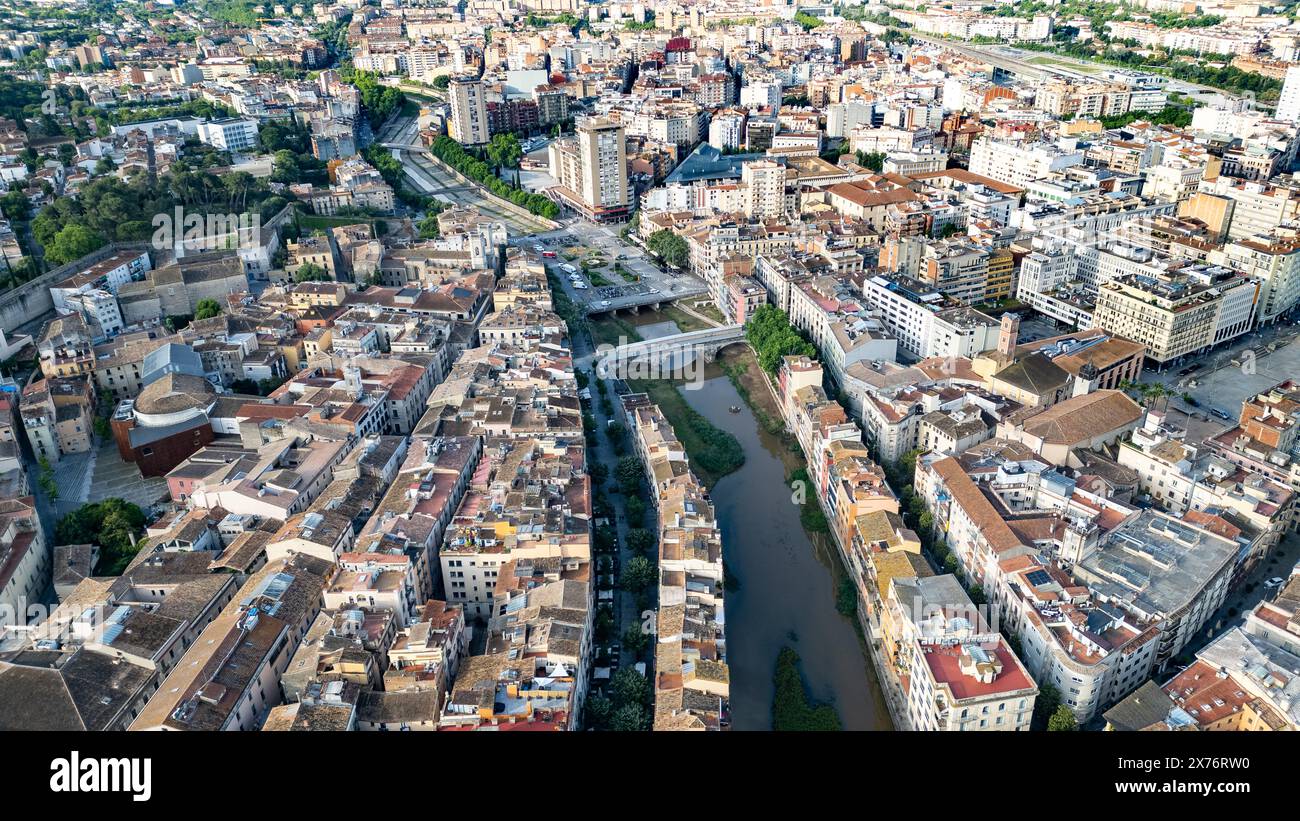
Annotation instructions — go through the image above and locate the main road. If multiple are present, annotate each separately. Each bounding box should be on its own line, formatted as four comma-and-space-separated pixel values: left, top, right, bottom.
913, 34, 1242, 108
379, 114, 554, 236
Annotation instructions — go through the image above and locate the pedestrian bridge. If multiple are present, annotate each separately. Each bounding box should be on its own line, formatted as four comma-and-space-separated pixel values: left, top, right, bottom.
594, 325, 746, 381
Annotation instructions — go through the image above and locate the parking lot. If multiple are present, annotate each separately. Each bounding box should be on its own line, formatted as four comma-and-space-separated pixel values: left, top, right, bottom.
517, 221, 708, 314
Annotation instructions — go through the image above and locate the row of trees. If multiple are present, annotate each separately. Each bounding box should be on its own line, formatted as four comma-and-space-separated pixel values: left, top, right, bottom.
1095, 105, 1193, 130
745, 304, 817, 374
1019, 36, 1283, 102
584, 668, 653, 731
338, 67, 405, 128
427, 136, 560, 219
361, 145, 428, 209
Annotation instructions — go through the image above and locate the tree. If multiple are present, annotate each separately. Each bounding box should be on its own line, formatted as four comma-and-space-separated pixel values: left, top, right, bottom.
1032, 681, 1062, 730
773, 646, 842, 730
621, 624, 649, 654
793, 11, 823, 30
584, 694, 614, 729
0, 189, 29, 221
194, 298, 222, 320
619, 555, 656, 593
836, 576, 858, 618
1047, 705, 1079, 731
37, 457, 58, 500
616, 455, 644, 494
1120, 379, 1175, 410
855, 150, 885, 172
417, 199, 446, 239
44, 223, 105, 266
609, 668, 652, 709
55, 499, 146, 575
609, 703, 648, 731
294, 262, 330, 282
431, 75, 451, 90
339, 67, 405, 128
625, 496, 646, 525
646, 229, 689, 268
744, 304, 817, 374
485, 133, 523, 169
625, 528, 654, 553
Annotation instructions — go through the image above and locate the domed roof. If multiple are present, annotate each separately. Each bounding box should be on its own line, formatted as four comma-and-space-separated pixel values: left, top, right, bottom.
134, 373, 216, 417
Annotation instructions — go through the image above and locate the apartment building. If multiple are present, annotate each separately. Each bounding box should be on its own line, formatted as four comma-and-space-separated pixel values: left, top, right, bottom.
785, 275, 896, 389
548, 116, 631, 223
623, 393, 730, 730
968, 137, 1084, 190
740, 159, 787, 220
447, 75, 489, 145
892, 575, 1038, 731
0, 498, 48, 633
439, 437, 591, 620
1211, 231, 1300, 325
858, 273, 1001, 361
915, 445, 1244, 721
196, 117, 260, 152
130, 554, 333, 730
1092, 266, 1259, 367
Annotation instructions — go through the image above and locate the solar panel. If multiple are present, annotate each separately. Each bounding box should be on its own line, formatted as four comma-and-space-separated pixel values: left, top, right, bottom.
1026, 570, 1051, 586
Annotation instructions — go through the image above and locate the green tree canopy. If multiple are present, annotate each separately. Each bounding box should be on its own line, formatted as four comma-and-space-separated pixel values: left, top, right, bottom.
744, 304, 817, 374
44, 223, 106, 266
646, 229, 689, 268
294, 262, 330, 282
1048, 705, 1080, 731
55, 499, 147, 576
194, 298, 223, 320
619, 555, 656, 593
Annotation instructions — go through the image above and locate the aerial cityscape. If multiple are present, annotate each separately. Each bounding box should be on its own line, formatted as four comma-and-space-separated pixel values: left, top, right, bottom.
1, 0, 1300, 745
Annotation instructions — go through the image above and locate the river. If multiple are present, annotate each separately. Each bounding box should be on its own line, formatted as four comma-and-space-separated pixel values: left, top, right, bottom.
678, 365, 893, 731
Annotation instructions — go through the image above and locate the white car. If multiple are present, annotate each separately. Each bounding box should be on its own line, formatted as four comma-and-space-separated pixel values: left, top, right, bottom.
1265, 577, 1286, 588
600, 300, 611, 306
573, 282, 588, 290
561, 263, 577, 274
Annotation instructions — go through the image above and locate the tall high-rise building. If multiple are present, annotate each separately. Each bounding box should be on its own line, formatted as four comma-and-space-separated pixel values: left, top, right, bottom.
741, 159, 785, 219
1276, 64, 1300, 123
548, 116, 630, 222
448, 75, 489, 145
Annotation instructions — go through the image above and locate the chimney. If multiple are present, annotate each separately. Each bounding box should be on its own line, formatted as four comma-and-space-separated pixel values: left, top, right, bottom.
997, 313, 1020, 358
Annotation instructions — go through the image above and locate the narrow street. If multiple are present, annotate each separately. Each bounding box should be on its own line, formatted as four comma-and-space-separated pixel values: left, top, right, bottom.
570, 305, 647, 673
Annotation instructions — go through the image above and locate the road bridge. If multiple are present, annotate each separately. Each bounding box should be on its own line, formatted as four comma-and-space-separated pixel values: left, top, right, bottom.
594, 325, 746, 381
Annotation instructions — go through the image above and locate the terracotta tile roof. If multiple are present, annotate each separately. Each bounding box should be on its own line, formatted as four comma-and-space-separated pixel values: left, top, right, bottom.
1020, 390, 1142, 445
930, 457, 1025, 555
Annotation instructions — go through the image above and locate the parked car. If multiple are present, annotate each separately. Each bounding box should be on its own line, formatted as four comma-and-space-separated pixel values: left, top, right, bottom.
1211, 408, 1233, 421
1265, 577, 1286, 589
